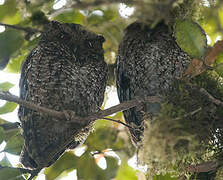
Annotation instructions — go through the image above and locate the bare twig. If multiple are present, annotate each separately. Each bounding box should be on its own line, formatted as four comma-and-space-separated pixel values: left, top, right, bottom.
199, 88, 223, 106
102, 117, 136, 130
0, 91, 64, 119
186, 161, 219, 173
188, 84, 223, 107
0, 90, 161, 126
173, 107, 202, 121
0, 22, 43, 34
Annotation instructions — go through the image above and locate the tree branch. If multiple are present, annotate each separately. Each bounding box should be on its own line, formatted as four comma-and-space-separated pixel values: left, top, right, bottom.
0, 22, 43, 34
0, 122, 20, 131
186, 161, 220, 173
188, 84, 223, 107
0, 90, 161, 126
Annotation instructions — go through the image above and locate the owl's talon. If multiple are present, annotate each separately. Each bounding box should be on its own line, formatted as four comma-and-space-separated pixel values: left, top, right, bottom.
63, 110, 76, 121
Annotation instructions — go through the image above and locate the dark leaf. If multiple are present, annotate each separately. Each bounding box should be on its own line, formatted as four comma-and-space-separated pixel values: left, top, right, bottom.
0, 167, 24, 180
0, 29, 24, 70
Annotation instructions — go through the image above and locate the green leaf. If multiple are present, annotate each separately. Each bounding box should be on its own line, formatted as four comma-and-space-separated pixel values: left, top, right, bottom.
0, 0, 18, 22
77, 152, 119, 180
0, 167, 24, 180
4, 128, 21, 142
0, 102, 17, 115
54, 10, 86, 25
0, 155, 12, 167
6, 50, 27, 73
174, 19, 207, 59
0, 82, 14, 91
0, 126, 5, 144
0, 29, 24, 69
216, 52, 223, 64
153, 173, 177, 180
44, 152, 78, 180
0, 117, 9, 124
86, 127, 124, 152
115, 161, 137, 180
4, 133, 24, 155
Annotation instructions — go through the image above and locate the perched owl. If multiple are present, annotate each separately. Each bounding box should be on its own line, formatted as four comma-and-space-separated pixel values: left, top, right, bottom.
116, 21, 190, 146
18, 21, 108, 170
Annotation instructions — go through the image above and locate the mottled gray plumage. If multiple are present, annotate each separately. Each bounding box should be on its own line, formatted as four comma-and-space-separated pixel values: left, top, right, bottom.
18, 21, 108, 169
116, 22, 190, 146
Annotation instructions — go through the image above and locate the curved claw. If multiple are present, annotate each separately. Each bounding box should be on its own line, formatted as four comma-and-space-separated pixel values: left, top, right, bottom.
28, 168, 41, 180
63, 110, 76, 121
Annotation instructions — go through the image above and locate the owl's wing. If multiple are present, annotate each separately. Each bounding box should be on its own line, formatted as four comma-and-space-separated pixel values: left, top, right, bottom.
116, 55, 144, 145
18, 48, 39, 123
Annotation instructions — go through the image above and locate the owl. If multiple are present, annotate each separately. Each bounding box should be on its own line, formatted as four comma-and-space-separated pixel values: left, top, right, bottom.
18, 21, 108, 170
116, 21, 190, 146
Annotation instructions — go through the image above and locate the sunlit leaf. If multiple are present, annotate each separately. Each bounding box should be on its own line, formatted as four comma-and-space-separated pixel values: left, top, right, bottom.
77, 153, 119, 180
0, 82, 14, 91
218, 5, 223, 29
103, 9, 118, 22
0, 167, 24, 180
0, 126, 5, 144
216, 52, 223, 64
44, 152, 78, 180
87, 12, 104, 26
86, 127, 124, 152
153, 173, 177, 180
0, 117, 9, 124
115, 161, 137, 180
54, 10, 86, 25
0, 155, 12, 167
4, 133, 24, 155
175, 19, 207, 58
0, 102, 17, 115
0, 0, 19, 22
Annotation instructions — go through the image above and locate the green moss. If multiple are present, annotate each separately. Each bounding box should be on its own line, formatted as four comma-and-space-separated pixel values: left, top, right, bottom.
139, 71, 223, 178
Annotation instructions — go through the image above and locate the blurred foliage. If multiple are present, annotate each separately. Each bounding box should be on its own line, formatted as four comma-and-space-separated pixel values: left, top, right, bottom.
0, 0, 222, 180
